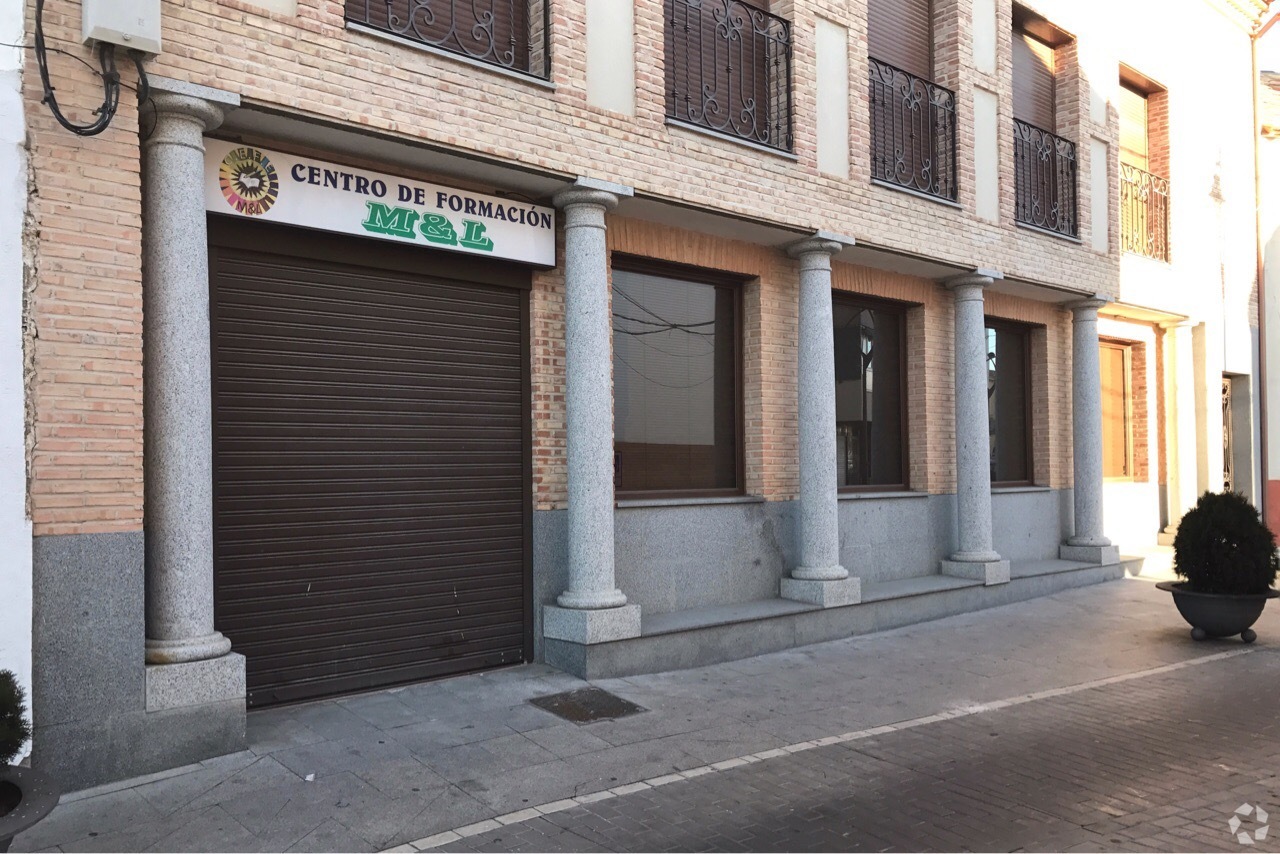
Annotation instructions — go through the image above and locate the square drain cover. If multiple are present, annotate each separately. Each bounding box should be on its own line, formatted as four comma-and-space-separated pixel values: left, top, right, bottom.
529, 687, 646, 724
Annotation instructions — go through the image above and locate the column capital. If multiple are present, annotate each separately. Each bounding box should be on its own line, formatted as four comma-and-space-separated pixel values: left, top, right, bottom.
142, 76, 239, 138
1064, 295, 1109, 318
786, 230, 855, 261
553, 176, 634, 212
944, 268, 1003, 294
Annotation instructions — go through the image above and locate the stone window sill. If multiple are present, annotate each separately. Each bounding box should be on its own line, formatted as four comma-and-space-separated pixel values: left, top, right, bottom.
991, 485, 1052, 494
837, 490, 930, 501
616, 495, 766, 509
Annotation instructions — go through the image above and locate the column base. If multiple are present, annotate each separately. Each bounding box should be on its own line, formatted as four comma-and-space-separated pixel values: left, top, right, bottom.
146, 653, 246, 712
790, 564, 850, 582
1059, 543, 1121, 565
781, 576, 861, 608
543, 604, 642, 644
145, 631, 233, 665
941, 559, 1010, 586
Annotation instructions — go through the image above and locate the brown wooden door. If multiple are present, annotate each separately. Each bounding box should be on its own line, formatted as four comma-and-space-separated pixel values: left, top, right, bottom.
209, 218, 532, 707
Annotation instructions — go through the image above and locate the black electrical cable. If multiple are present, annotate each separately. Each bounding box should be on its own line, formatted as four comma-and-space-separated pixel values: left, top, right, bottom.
33, 0, 123, 136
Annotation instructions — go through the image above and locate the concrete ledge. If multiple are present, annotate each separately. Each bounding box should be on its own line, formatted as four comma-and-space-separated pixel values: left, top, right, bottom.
146, 653, 246, 712
543, 604, 641, 644
940, 559, 1011, 586
543, 561, 1125, 680
1060, 544, 1122, 565
781, 577, 862, 607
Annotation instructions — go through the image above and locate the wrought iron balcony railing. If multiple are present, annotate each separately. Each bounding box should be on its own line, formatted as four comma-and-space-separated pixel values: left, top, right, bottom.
868, 57, 957, 202
665, 0, 794, 152
345, 0, 549, 79
1120, 163, 1170, 262
1012, 119, 1078, 239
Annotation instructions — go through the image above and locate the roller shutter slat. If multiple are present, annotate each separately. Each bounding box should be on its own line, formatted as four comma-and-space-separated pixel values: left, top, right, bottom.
1013, 31, 1055, 131
1119, 84, 1149, 169
210, 223, 529, 707
868, 0, 932, 78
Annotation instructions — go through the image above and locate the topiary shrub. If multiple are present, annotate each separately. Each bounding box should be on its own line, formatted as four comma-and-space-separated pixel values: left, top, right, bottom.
1173, 491, 1280, 595
0, 670, 31, 765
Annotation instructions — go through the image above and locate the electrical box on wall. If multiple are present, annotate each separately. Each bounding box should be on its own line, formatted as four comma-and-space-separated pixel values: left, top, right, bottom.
82, 0, 162, 55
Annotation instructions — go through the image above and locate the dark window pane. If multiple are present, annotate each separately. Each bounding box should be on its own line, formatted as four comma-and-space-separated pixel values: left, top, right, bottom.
834, 299, 904, 487
988, 324, 1030, 483
613, 269, 737, 493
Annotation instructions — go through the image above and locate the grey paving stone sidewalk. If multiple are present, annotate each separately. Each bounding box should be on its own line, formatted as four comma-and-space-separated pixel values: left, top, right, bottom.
434, 644, 1280, 853
15, 570, 1276, 853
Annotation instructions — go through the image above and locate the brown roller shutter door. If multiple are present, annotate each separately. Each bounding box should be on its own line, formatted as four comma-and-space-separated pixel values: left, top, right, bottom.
1013, 31, 1055, 131
868, 0, 932, 79
209, 218, 532, 707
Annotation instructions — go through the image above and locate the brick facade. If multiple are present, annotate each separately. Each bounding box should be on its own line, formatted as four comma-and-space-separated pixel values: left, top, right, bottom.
19, 0, 1258, 534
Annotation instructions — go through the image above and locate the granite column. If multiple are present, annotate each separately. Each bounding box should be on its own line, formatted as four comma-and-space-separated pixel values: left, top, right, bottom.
781, 234, 860, 607
1060, 298, 1119, 564
941, 272, 1009, 585
142, 82, 239, 667
543, 178, 641, 645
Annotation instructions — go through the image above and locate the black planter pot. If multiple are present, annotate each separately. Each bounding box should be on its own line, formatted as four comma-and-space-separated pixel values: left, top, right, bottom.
0, 766, 60, 853
1156, 581, 1280, 642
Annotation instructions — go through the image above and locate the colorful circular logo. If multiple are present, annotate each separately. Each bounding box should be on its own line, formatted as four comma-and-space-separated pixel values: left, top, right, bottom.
219, 147, 279, 216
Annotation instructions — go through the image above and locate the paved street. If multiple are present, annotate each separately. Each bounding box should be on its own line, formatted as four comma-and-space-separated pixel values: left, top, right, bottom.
14, 564, 1280, 853
431, 646, 1280, 853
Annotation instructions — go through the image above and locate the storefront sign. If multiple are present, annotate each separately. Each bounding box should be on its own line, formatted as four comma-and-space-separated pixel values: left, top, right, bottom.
203, 140, 556, 266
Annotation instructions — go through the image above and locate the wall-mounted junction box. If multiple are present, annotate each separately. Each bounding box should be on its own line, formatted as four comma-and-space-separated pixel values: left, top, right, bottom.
82, 0, 162, 55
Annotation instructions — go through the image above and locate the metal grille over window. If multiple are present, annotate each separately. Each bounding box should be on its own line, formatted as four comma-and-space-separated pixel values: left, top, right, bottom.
867, 57, 957, 202
1120, 163, 1170, 262
1012, 119, 1078, 238
664, 0, 795, 152
345, 0, 550, 79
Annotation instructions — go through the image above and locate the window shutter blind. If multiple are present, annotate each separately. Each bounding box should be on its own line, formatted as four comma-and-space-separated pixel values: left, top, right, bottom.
1013, 31, 1055, 131
1119, 84, 1149, 169
1100, 344, 1130, 478
868, 0, 932, 79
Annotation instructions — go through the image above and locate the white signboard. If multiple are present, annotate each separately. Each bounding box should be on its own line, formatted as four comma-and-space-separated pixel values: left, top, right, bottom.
203, 139, 556, 266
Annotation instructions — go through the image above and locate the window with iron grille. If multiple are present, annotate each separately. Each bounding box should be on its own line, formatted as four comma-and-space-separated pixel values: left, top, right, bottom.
1011, 18, 1077, 239
865, 0, 956, 202
344, 0, 550, 79
664, 0, 794, 152
1118, 69, 1171, 262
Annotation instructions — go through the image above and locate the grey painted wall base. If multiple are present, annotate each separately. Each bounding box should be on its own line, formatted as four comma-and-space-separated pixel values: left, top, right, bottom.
544, 561, 1126, 680
1059, 544, 1121, 565
31, 531, 246, 791
940, 559, 1010, 585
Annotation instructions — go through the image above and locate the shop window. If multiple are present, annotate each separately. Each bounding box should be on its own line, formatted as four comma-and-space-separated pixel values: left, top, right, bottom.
1101, 342, 1133, 479
986, 321, 1033, 485
833, 295, 907, 489
612, 265, 741, 496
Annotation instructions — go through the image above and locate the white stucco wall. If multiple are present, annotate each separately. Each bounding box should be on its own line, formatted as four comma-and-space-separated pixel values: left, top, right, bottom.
0, 0, 32, 758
